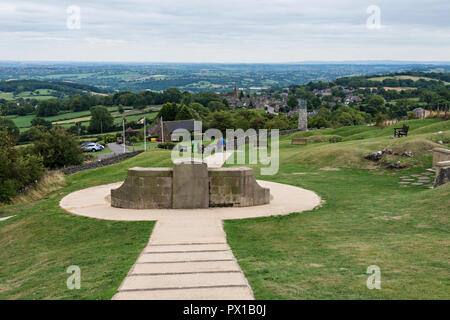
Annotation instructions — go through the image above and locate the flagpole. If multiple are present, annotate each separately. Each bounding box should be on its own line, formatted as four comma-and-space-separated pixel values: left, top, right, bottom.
144, 117, 147, 152
123, 118, 126, 154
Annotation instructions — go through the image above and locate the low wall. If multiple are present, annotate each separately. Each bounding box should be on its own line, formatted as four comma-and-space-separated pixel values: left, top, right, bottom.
110, 163, 270, 209
111, 167, 173, 209
209, 167, 270, 207
432, 148, 450, 169
60, 151, 144, 175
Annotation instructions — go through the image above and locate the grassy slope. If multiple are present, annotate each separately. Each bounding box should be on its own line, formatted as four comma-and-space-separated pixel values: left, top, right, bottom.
0, 119, 449, 299
225, 119, 450, 299
0, 149, 172, 299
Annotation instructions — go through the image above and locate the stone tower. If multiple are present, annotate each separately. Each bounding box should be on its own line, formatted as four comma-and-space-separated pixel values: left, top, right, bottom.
298, 106, 308, 131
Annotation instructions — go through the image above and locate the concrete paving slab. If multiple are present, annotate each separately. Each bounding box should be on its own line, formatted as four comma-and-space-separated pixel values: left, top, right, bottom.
118, 272, 248, 291
137, 251, 235, 263
131, 261, 241, 274
144, 243, 230, 253
113, 286, 253, 300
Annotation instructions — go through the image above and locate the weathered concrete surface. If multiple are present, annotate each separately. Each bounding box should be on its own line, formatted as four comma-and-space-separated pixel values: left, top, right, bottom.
209, 167, 270, 207
61, 180, 321, 221
110, 161, 269, 209
61, 173, 321, 300
111, 167, 173, 209
432, 148, 450, 169
433, 162, 450, 188
112, 217, 254, 300
172, 162, 209, 209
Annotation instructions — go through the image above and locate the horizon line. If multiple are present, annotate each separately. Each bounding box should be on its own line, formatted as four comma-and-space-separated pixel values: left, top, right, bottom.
1, 59, 450, 65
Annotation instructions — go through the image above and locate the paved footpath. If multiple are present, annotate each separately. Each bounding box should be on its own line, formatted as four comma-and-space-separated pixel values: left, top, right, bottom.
113, 151, 255, 300
61, 151, 321, 300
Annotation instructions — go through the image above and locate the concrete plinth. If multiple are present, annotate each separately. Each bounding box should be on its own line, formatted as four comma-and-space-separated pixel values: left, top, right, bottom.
173, 162, 209, 209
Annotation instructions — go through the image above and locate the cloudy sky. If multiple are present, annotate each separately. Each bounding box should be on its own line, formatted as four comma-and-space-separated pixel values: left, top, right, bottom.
0, 0, 449, 62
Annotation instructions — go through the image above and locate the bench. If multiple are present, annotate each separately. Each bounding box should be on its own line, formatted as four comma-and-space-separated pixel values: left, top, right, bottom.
291, 138, 307, 145
394, 124, 409, 138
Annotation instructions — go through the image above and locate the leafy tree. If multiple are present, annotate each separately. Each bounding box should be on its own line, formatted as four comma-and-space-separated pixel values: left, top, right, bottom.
175, 105, 194, 120
207, 101, 226, 112
162, 88, 182, 104
208, 111, 235, 134
118, 105, 125, 114
0, 117, 20, 140
89, 106, 114, 133
0, 130, 45, 203
32, 128, 84, 169
157, 102, 178, 121
365, 95, 385, 116
287, 96, 299, 111
37, 99, 60, 117
31, 117, 52, 130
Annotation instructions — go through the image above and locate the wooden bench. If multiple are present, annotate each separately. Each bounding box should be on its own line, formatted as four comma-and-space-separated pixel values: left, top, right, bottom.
394, 124, 409, 138
291, 138, 307, 145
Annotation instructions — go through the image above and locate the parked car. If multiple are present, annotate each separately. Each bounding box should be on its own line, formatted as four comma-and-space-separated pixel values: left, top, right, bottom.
82, 143, 104, 152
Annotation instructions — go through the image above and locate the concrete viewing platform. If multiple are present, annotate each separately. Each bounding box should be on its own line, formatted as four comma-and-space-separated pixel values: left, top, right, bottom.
60, 156, 321, 300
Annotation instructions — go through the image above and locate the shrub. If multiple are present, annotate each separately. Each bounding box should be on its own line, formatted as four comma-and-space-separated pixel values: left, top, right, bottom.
157, 142, 176, 150
32, 128, 84, 169
0, 130, 46, 203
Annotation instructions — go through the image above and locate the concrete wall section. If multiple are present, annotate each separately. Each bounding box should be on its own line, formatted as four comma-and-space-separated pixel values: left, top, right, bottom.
172, 162, 209, 209
111, 167, 173, 209
433, 148, 450, 169
209, 167, 270, 207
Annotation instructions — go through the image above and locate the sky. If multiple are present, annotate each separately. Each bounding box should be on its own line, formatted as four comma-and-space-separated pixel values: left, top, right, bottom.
0, 0, 449, 63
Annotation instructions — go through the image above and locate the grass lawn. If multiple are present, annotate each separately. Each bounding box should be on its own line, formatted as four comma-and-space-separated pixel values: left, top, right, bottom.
0, 119, 449, 299
224, 120, 450, 299
0, 149, 172, 299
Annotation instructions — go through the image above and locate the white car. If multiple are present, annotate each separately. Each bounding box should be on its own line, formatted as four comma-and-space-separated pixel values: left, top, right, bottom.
82, 143, 104, 152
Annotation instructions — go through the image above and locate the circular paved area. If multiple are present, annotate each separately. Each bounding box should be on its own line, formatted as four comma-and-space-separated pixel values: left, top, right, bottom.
60, 180, 322, 221
60, 180, 321, 300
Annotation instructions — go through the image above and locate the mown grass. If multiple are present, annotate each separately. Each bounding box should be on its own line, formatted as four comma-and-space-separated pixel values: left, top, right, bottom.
0, 149, 172, 299
0, 119, 449, 300
224, 119, 450, 299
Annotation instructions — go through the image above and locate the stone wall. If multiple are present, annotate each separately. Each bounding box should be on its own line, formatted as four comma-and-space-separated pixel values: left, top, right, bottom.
60, 151, 144, 175
432, 148, 450, 169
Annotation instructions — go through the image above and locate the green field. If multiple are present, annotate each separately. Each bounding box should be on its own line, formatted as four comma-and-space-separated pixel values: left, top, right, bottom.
0, 89, 62, 101
369, 75, 450, 85
7, 106, 159, 131
0, 119, 449, 299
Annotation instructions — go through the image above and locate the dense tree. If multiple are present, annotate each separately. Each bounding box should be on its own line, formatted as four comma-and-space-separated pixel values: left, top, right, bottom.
0, 117, 20, 140
88, 106, 115, 133
32, 127, 84, 169
0, 130, 45, 203
162, 88, 182, 104
175, 105, 194, 120
364, 95, 385, 116
287, 95, 299, 111
157, 102, 178, 121
31, 117, 52, 130
36, 99, 60, 117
